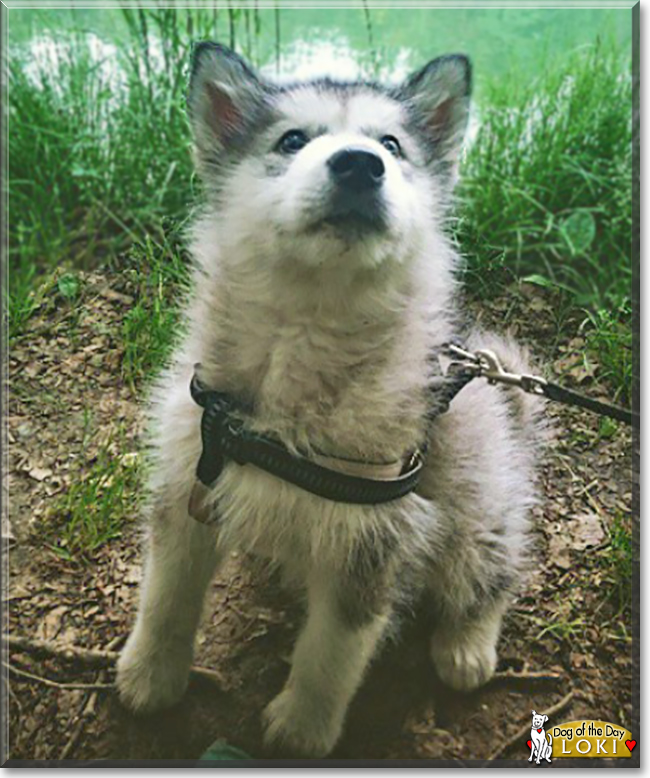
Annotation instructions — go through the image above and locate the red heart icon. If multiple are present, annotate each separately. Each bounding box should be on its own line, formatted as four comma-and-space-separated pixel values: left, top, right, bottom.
625, 740, 636, 753
527, 740, 532, 750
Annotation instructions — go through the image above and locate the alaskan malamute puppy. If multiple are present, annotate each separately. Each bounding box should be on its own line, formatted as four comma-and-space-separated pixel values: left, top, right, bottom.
117, 43, 542, 757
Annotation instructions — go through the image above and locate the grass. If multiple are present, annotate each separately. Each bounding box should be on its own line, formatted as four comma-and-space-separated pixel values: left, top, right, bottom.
602, 513, 633, 614
47, 432, 141, 560
7, 12, 206, 325
457, 41, 632, 311
118, 225, 190, 388
581, 303, 633, 406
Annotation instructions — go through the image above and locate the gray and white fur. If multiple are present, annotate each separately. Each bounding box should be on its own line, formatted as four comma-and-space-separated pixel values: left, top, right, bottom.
116, 43, 545, 757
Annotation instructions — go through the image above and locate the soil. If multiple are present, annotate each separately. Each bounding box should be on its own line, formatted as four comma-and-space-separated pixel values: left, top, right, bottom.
3, 269, 636, 764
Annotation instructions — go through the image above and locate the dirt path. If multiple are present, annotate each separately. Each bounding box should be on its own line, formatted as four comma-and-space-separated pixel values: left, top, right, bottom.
4, 271, 635, 763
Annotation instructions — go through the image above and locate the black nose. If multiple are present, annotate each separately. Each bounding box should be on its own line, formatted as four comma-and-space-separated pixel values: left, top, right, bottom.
327, 148, 385, 191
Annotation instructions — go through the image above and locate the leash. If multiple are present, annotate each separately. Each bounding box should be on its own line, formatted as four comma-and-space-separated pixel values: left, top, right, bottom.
187, 345, 636, 520
445, 344, 638, 428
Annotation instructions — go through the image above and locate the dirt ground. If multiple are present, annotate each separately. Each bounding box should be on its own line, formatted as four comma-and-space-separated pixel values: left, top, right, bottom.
3, 270, 637, 764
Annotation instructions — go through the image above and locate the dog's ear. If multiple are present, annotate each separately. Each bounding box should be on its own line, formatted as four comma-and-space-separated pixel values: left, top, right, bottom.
398, 54, 471, 166
187, 42, 269, 167
544, 715, 549, 723
532, 710, 537, 716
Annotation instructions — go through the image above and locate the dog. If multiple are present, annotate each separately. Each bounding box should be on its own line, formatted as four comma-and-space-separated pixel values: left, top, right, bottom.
529, 711, 553, 763
116, 42, 544, 757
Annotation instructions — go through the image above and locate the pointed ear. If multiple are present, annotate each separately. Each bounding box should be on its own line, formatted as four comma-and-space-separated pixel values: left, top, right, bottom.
187, 42, 267, 163
532, 710, 537, 716
544, 715, 549, 723
400, 54, 471, 163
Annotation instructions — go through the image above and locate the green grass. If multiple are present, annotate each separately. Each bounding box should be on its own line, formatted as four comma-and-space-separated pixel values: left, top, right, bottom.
457, 41, 632, 311
119, 227, 190, 387
581, 303, 633, 406
7, 12, 210, 325
48, 432, 141, 560
589, 513, 633, 643
602, 514, 633, 612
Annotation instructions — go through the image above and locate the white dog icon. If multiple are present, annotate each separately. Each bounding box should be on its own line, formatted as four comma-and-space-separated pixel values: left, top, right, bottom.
529, 710, 552, 764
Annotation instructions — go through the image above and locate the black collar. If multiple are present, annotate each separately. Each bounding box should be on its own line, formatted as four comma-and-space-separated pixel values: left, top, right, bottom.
188, 362, 473, 515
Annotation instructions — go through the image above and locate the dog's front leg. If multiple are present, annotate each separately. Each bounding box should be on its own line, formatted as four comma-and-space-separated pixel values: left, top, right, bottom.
263, 573, 390, 757
117, 495, 221, 712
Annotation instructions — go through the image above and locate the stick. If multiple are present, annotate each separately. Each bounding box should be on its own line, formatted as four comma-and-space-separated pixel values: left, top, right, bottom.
3, 634, 226, 688
487, 690, 575, 761
59, 670, 106, 760
4, 662, 113, 691
490, 670, 566, 692
4, 635, 117, 666
492, 670, 564, 682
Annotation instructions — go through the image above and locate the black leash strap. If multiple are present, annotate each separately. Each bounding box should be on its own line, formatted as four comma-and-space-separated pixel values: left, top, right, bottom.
541, 381, 638, 427
445, 344, 638, 427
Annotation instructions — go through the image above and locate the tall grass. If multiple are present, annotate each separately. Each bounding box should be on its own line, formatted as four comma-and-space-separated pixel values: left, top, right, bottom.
7, 11, 214, 328
457, 42, 632, 310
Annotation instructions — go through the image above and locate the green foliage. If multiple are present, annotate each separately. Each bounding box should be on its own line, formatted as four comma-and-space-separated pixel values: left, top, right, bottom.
120, 228, 190, 386
596, 513, 633, 642
606, 514, 633, 610
49, 435, 141, 560
457, 42, 632, 310
581, 303, 633, 405
57, 273, 81, 300
7, 12, 212, 329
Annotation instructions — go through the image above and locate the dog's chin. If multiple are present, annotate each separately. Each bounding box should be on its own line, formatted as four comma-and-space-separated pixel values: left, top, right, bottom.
307, 208, 388, 241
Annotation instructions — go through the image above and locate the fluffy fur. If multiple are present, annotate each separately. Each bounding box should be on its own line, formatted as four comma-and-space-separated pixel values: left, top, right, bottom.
117, 43, 545, 757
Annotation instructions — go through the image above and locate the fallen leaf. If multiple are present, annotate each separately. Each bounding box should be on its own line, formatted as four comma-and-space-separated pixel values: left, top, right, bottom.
568, 511, 605, 550
28, 467, 52, 482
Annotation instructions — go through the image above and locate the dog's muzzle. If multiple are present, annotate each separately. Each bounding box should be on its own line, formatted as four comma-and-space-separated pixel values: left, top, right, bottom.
324, 147, 387, 231
328, 148, 385, 191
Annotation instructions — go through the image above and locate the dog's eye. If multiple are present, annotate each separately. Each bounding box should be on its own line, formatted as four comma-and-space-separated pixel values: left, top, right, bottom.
380, 135, 401, 157
277, 130, 309, 154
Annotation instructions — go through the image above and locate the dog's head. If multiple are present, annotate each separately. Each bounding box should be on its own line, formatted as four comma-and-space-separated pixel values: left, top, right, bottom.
531, 711, 549, 729
187, 43, 470, 272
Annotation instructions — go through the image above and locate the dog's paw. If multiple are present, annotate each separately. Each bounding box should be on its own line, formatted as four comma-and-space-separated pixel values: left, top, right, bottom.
116, 632, 192, 713
262, 687, 342, 758
430, 633, 497, 692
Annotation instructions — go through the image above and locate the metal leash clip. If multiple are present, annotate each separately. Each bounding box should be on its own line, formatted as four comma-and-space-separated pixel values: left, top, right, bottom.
474, 349, 547, 395
445, 344, 547, 395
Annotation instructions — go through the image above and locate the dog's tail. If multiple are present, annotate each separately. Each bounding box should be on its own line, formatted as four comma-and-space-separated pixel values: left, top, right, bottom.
465, 329, 550, 449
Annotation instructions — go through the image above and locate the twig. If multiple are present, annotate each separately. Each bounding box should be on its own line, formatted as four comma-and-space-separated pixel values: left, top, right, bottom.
59, 670, 106, 760
3, 634, 226, 689
4, 661, 113, 691
492, 670, 564, 682
490, 669, 566, 692
3, 635, 117, 666
487, 689, 575, 761
190, 664, 227, 687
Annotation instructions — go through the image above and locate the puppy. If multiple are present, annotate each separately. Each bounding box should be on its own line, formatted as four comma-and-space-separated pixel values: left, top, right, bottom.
529, 710, 553, 763
117, 43, 544, 757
